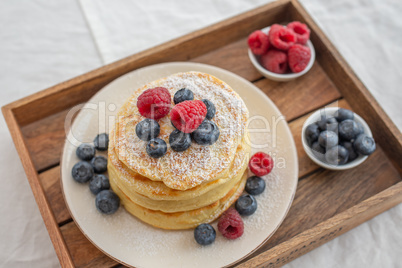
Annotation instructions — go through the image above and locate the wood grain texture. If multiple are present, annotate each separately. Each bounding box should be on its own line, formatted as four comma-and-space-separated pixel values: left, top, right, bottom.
61, 222, 118, 268
39, 166, 71, 224
22, 109, 70, 171
191, 37, 262, 82
1, 107, 75, 268
254, 62, 340, 121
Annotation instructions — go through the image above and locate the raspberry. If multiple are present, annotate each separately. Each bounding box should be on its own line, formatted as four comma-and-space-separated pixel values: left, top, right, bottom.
218, 208, 244, 240
170, 100, 207, 133
268, 24, 297, 51
137, 87, 171, 119
249, 152, 274, 177
288, 44, 311, 73
260, 49, 288, 74
287, 21, 310, 45
247, 30, 270, 55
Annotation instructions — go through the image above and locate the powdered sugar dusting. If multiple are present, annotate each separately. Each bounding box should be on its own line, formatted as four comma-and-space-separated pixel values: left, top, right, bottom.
115, 72, 249, 190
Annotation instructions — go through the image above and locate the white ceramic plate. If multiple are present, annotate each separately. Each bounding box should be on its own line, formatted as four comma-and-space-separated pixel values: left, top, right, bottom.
61, 62, 298, 268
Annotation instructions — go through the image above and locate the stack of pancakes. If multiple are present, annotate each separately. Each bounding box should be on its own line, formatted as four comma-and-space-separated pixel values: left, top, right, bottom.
108, 72, 250, 229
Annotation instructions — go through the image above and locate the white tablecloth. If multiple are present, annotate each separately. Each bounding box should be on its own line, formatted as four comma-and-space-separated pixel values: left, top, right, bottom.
0, 0, 401, 267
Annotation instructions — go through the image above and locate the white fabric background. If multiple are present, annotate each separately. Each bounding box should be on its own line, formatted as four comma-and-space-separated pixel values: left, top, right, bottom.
0, 0, 401, 267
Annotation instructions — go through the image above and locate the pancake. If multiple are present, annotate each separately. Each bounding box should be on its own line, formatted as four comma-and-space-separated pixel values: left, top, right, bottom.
110, 171, 248, 230
114, 72, 249, 190
108, 129, 250, 212
108, 71, 250, 229
108, 128, 250, 201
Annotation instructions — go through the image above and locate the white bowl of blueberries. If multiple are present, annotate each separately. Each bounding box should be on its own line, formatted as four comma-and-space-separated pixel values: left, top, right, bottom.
302, 107, 376, 170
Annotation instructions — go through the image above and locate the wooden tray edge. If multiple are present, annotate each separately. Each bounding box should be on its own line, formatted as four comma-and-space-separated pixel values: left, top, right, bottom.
2, 106, 75, 268
289, 0, 402, 173
237, 180, 402, 267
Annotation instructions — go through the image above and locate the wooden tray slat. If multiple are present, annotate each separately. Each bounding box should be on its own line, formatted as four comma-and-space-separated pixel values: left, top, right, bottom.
39, 166, 70, 225
190, 38, 261, 82
23, 109, 70, 172
61, 222, 118, 268
254, 63, 340, 121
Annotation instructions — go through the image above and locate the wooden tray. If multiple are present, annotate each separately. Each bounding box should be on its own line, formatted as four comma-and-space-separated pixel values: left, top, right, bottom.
3, 0, 402, 267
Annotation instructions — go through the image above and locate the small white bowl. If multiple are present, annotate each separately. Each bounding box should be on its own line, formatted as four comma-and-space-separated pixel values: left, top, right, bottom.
301, 107, 372, 171
248, 26, 315, 82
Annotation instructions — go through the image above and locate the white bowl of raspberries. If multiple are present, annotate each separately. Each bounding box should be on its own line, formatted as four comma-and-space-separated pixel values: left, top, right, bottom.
248, 21, 315, 82
302, 107, 376, 170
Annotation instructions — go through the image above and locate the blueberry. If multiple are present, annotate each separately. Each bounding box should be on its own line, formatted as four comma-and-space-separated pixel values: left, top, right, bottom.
94, 133, 109, 151
89, 174, 110, 195
354, 134, 376, 155
305, 123, 320, 146
191, 120, 220, 146
235, 194, 257, 216
72, 161, 94, 183
136, 119, 160, 141
356, 121, 365, 135
194, 223, 216, 246
318, 117, 338, 132
325, 117, 339, 133
91, 156, 107, 173
316, 115, 328, 131
341, 141, 358, 162
95, 190, 120, 215
202, 99, 216, 120
326, 117, 338, 124
311, 141, 325, 157
174, 88, 194, 104
169, 129, 191, 152
339, 119, 360, 141
245, 176, 266, 195
325, 145, 349, 165
76, 143, 96, 161
335, 108, 354, 122
318, 130, 338, 149
146, 138, 167, 158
